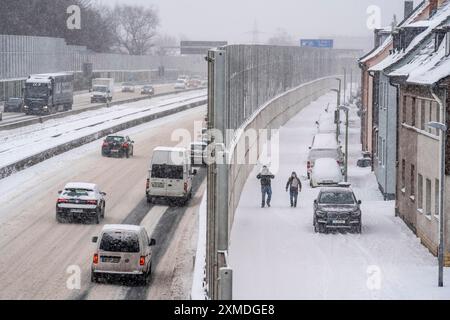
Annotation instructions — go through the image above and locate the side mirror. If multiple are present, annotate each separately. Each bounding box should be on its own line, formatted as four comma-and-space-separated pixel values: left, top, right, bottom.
314, 199, 318, 205
131, 141, 135, 143
192, 169, 197, 175
308, 146, 312, 150
357, 200, 362, 205
149, 238, 156, 246
92, 236, 98, 243
58, 190, 62, 194
101, 192, 107, 196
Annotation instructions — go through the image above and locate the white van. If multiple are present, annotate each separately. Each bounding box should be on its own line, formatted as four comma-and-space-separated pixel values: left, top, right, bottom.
91, 224, 155, 285
307, 133, 344, 179
146, 147, 196, 206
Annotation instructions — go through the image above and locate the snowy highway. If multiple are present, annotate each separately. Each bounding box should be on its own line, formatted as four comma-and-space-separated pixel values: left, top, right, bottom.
229, 93, 450, 300
0, 90, 206, 170
0, 105, 206, 299
0, 83, 182, 127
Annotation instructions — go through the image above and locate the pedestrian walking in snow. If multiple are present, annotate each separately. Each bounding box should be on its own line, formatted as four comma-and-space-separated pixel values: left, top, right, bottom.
257, 166, 275, 208
286, 172, 302, 208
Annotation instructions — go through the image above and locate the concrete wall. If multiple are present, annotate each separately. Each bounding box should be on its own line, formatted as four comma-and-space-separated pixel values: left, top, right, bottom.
226, 77, 337, 234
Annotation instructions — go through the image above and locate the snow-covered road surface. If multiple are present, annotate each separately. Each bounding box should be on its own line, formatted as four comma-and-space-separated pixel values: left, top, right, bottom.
0, 90, 206, 169
0, 106, 205, 299
229, 93, 450, 300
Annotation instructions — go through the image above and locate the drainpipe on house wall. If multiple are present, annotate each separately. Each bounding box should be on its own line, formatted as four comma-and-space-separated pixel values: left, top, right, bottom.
390, 79, 402, 217
368, 70, 376, 173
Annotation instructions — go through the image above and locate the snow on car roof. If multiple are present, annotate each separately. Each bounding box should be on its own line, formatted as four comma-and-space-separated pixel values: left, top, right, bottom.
64, 182, 96, 190
311, 133, 338, 149
102, 224, 142, 232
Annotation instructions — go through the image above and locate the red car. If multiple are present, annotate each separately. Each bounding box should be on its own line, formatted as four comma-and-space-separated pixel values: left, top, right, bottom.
101, 135, 134, 158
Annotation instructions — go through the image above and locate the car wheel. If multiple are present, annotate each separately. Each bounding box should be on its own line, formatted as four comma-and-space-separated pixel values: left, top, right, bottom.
94, 209, 100, 224
101, 203, 105, 218
56, 213, 64, 223
147, 196, 152, 204
91, 272, 99, 283
314, 223, 319, 233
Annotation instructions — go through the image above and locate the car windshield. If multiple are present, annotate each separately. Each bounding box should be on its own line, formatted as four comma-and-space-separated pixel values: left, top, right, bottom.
8, 98, 21, 103
123, 83, 132, 86
93, 86, 107, 92
100, 231, 140, 253
319, 191, 355, 204
151, 164, 183, 180
63, 188, 94, 197
106, 136, 125, 143
25, 84, 48, 98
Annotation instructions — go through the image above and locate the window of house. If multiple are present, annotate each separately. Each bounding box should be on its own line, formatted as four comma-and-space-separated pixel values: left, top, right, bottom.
401, 159, 406, 190
411, 97, 416, 127
417, 174, 423, 210
420, 99, 425, 131
426, 178, 432, 216
435, 179, 440, 216
410, 164, 415, 199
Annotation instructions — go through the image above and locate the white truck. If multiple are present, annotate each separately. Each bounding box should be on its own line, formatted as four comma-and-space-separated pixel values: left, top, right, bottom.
90, 78, 114, 103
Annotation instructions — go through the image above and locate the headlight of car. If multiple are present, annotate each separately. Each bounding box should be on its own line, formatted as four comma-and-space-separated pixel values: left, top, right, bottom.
351, 208, 361, 216
316, 210, 327, 217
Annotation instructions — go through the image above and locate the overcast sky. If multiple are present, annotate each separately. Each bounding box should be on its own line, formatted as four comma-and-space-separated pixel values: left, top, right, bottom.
97, 0, 419, 44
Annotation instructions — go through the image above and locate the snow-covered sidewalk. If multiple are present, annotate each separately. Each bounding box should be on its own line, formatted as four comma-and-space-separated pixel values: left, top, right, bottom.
228, 93, 450, 300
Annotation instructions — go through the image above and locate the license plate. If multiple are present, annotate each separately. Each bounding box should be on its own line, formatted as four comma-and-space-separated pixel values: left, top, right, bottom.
332, 220, 346, 224
71, 209, 83, 213
152, 182, 164, 188
101, 256, 120, 263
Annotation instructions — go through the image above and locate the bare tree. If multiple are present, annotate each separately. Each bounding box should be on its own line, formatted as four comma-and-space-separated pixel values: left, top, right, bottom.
266, 28, 296, 46
153, 34, 179, 56
112, 5, 160, 55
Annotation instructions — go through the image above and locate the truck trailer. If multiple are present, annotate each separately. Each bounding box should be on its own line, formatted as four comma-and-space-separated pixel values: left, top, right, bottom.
23, 73, 74, 115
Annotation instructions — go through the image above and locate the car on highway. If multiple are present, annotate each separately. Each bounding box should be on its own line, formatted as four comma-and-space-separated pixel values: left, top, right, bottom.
174, 79, 187, 90
56, 182, 106, 224
121, 82, 135, 93
4, 97, 24, 112
307, 133, 344, 179
190, 141, 207, 166
310, 157, 344, 188
313, 186, 362, 234
91, 224, 156, 285
146, 147, 197, 206
102, 135, 134, 158
141, 85, 154, 95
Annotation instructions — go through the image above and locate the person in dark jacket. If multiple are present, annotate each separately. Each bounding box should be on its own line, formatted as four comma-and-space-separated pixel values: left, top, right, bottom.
286, 172, 302, 208
257, 166, 275, 208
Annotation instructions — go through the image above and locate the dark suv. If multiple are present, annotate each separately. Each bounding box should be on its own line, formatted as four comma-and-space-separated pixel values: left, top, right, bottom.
313, 187, 362, 234
102, 135, 134, 158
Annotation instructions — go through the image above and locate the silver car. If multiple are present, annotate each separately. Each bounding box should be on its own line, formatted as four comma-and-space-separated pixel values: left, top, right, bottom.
91, 224, 156, 285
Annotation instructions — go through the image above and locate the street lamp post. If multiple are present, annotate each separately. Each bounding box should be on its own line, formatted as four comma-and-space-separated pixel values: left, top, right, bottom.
343, 67, 347, 106
339, 105, 350, 182
331, 89, 340, 141
428, 121, 447, 287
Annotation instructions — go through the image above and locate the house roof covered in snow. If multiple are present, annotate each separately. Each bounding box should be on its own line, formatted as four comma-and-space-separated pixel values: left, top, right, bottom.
359, 0, 429, 64
370, 0, 450, 73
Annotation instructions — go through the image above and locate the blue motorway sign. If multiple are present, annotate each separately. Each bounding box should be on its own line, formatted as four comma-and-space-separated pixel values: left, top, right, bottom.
300, 39, 334, 48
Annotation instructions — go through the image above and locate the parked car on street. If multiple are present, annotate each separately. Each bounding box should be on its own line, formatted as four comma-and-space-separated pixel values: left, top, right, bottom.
91, 224, 156, 285
121, 82, 135, 93
141, 85, 154, 95
102, 135, 134, 158
310, 157, 344, 188
56, 182, 106, 224
4, 97, 24, 112
313, 186, 362, 234
307, 133, 344, 179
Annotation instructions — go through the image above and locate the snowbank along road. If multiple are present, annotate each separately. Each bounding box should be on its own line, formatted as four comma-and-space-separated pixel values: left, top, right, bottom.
0, 105, 206, 299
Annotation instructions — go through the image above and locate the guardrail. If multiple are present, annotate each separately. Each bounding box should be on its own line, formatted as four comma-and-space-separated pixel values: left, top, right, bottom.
0, 87, 205, 131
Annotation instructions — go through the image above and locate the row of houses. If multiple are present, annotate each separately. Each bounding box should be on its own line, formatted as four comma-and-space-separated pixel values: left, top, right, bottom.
359, 0, 450, 265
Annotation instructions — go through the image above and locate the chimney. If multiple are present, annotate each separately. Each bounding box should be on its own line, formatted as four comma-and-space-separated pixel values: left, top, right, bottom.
404, 1, 414, 19
429, 0, 438, 16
